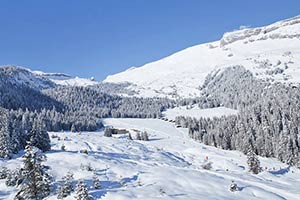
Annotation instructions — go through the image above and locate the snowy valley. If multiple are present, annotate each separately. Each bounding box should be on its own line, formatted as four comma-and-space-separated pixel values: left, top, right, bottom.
0, 16, 300, 200
1, 118, 299, 200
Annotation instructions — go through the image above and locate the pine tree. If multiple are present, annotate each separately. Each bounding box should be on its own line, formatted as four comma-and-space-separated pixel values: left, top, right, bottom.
75, 180, 92, 200
136, 133, 141, 140
0, 166, 8, 179
71, 124, 76, 132
0, 109, 12, 159
247, 144, 261, 174
5, 168, 21, 187
29, 118, 51, 152
15, 142, 52, 200
92, 173, 100, 189
141, 132, 149, 141
57, 171, 74, 199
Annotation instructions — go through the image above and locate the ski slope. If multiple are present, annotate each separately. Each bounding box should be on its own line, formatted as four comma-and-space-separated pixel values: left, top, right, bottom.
104, 16, 300, 98
1, 119, 299, 199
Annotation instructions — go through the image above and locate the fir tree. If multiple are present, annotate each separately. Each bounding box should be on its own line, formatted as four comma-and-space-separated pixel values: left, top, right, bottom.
75, 180, 92, 200
15, 142, 51, 200
29, 118, 51, 152
5, 168, 21, 187
0, 166, 8, 179
92, 173, 100, 189
247, 144, 261, 174
136, 133, 141, 140
0, 109, 12, 159
57, 171, 74, 199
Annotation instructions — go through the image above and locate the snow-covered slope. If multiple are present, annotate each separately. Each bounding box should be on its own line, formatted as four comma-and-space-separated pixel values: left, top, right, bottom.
33, 70, 99, 87
1, 118, 299, 199
0, 65, 99, 89
104, 16, 300, 98
162, 106, 238, 120
0, 65, 55, 90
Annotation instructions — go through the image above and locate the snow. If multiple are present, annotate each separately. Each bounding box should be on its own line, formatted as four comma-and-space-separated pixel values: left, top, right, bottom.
32, 69, 99, 87
162, 106, 238, 120
0, 65, 55, 90
52, 77, 99, 87
1, 118, 299, 199
104, 16, 300, 98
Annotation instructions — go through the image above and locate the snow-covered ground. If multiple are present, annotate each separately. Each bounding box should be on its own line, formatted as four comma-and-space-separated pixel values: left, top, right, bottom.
162, 106, 238, 120
1, 118, 299, 199
104, 16, 300, 98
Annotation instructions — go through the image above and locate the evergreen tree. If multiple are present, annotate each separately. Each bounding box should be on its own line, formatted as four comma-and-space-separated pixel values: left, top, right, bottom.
92, 173, 100, 189
0, 108, 12, 158
5, 168, 21, 187
247, 144, 261, 174
57, 171, 74, 199
75, 180, 92, 200
141, 132, 149, 141
15, 143, 51, 200
136, 133, 141, 140
71, 124, 76, 132
29, 118, 51, 152
0, 166, 8, 179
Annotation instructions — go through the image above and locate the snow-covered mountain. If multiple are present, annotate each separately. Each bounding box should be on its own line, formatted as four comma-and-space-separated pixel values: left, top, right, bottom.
33, 70, 99, 87
0, 65, 99, 89
104, 16, 300, 98
0, 65, 56, 90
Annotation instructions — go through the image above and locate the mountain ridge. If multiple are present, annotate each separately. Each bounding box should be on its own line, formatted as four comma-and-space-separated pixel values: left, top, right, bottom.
104, 16, 300, 98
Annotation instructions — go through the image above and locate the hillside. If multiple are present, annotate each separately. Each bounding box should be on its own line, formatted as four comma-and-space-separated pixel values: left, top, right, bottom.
104, 16, 300, 98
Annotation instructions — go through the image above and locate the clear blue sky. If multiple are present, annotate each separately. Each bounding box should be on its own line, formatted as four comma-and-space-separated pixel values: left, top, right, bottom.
0, 0, 299, 80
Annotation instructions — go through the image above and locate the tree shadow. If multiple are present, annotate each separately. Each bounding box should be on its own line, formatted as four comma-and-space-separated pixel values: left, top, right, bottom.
89, 174, 139, 199
269, 166, 290, 175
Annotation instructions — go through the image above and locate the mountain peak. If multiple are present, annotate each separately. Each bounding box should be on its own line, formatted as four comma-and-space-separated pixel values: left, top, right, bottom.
104, 16, 300, 98
220, 16, 300, 46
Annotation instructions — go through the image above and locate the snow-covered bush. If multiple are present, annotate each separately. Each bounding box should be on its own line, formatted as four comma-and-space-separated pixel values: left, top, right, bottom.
0, 166, 8, 179
201, 161, 213, 170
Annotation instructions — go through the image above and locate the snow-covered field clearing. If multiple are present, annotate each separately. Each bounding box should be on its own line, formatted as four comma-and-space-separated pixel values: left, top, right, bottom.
1, 118, 300, 199
162, 106, 238, 120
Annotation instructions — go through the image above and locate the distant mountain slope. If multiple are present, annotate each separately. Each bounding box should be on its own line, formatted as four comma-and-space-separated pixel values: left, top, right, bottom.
33, 70, 99, 87
0, 65, 56, 90
0, 66, 63, 111
104, 16, 300, 98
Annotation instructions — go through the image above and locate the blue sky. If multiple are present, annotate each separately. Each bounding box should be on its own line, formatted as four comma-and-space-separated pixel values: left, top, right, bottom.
0, 0, 299, 80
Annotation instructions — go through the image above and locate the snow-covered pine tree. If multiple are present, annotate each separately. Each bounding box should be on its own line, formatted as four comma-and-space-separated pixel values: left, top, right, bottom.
0, 166, 8, 179
92, 173, 100, 189
57, 171, 74, 199
0, 108, 12, 159
247, 143, 261, 174
75, 180, 92, 200
141, 132, 149, 141
5, 168, 21, 187
29, 118, 51, 152
15, 142, 51, 200
136, 132, 141, 140
71, 124, 76, 132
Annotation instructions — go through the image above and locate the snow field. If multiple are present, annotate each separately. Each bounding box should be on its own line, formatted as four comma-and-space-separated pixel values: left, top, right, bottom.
0, 118, 299, 199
